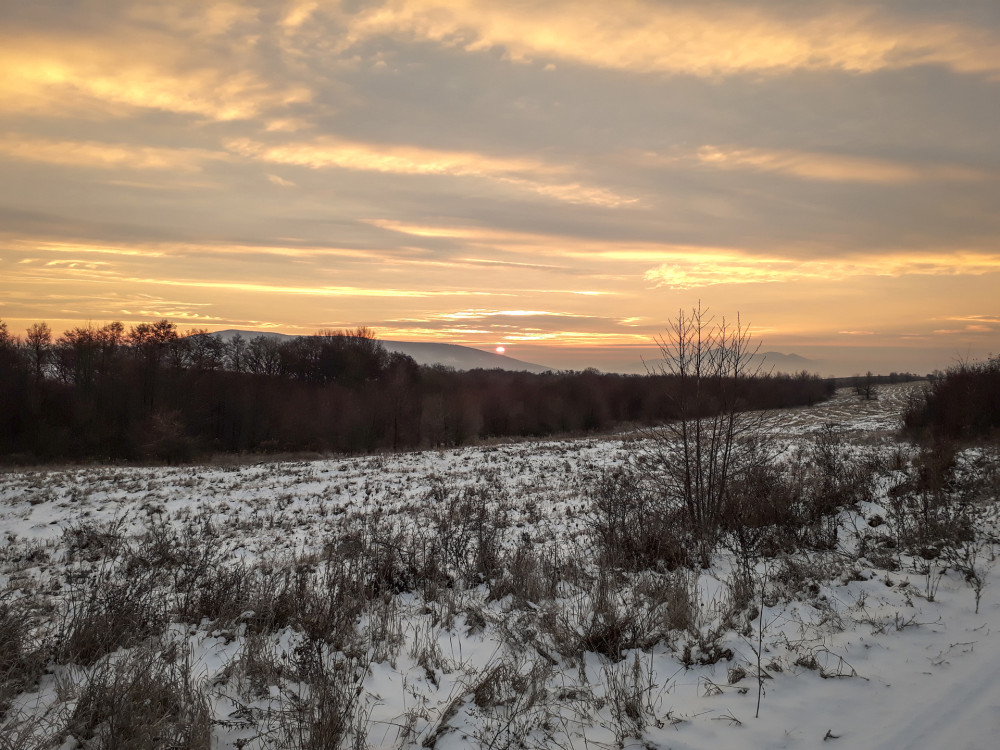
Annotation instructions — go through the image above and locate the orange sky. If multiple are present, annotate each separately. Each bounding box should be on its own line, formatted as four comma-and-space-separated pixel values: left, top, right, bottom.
2, 1, 998, 375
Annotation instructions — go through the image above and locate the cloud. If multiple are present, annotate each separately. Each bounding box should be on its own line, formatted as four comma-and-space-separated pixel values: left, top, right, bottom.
944, 315, 1000, 326
120, 309, 224, 323
13, 240, 166, 258
645, 251, 1000, 289
931, 325, 995, 336
377, 308, 652, 345
496, 177, 637, 207
437, 309, 582, 320
42, 260, 111, 270
366, 219, 697, 260
226, 136, 550, 176
228, 137, 634, 206
691, 146, 991, 184
2, 1, 999, 366
0, 25, 308, 121
267, 174, 297, 187
84, 275, 499, 300
335, 0, 1000, 77
0, 133, 224, 172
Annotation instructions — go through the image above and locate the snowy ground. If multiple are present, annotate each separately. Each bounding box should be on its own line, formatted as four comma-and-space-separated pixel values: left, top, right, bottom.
2, 382, 999, 749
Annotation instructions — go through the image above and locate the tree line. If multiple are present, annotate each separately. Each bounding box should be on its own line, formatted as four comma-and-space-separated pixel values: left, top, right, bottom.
903, 354, 1000, 442
0, 319, 833, 463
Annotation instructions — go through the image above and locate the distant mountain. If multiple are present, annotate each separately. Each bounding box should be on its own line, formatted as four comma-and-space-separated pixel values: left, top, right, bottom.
209, 331, 823, 376
755, 351, 826, 373
212, 329, 294, 342
210, 330, 553, 373
380, 340, 552, 373
627, 350, 823, 376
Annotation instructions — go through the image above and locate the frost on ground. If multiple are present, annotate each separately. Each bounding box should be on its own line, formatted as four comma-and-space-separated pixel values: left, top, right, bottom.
2, 382, 999, 750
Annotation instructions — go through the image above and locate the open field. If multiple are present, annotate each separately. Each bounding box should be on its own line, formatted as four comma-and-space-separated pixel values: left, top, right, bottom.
2, 382, 999, 749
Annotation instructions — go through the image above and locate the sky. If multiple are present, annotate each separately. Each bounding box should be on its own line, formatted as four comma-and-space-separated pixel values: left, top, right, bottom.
2, 0, 999, 376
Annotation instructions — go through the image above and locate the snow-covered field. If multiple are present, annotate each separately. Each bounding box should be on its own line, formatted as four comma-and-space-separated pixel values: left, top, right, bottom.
2, 382, 999, 749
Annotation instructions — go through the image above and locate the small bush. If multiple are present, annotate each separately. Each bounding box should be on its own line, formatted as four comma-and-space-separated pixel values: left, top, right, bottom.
60, 568, 165, 666
586, 467, 689, 571
67, 644, 211, 750
0, 600, 50, 714
904, 356, 1000, 441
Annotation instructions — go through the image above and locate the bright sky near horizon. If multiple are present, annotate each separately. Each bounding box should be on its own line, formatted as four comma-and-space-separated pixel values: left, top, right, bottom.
2, 1, 998, 374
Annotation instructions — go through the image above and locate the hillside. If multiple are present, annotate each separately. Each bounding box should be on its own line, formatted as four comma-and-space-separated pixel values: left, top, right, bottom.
2, 382, 999, 748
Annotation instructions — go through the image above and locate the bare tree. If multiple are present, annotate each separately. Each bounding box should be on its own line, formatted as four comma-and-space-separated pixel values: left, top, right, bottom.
639, 303, 773, 567
854, 371, 879, 401
25, 322, 52, 386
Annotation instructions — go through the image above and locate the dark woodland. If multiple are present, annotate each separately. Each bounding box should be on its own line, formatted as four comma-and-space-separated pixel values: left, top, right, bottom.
0, 319, 835, 462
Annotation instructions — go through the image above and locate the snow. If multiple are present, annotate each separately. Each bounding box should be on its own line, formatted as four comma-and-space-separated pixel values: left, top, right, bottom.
2, 382, 999, 749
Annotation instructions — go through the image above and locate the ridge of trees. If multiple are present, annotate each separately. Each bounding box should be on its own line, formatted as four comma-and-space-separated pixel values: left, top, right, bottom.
0, 319, 834, 463
903, 355, 1000, 442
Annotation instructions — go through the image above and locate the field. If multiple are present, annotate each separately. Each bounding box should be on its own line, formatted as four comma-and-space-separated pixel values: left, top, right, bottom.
2, 382, 999, 749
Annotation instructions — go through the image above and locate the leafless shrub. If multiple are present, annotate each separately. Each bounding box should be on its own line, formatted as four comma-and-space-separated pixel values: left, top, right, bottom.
424, 479, 511, 586
0, 700, 69, 750
854, 372, 879, 402
66, 643, 211, 750
640, 303, 774, 567
471, 654, 552, 749
58, 561, 165, 666
279, 640, 372, 750
602, 652, 664, 744
489, 537, 566, 605
63, 517, 128, 565
942, 531, 995, 614
544, 572, 637, 662
585, 467, 690, 571
130, 515, 223, 613
179, 560, 302, 634
226, 629, 286, 701
771, 553, 843, 602
885, 443, 981, 566
0, 599, 50, 715
775, 427, 886, 551
633, 569, 700, 637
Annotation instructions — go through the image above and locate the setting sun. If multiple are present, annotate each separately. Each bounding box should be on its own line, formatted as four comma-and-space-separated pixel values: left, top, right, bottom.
495, 346, 506, 354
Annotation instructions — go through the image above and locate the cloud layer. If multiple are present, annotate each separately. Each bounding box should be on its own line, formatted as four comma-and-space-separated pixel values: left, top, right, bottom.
1, 1, 998, 373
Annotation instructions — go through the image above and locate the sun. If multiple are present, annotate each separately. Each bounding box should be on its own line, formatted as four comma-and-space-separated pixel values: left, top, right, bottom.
495, 346, 506, 354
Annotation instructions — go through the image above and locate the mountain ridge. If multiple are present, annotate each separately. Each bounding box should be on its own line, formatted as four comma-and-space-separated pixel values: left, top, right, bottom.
210, 329, 553, 373
209, 330, 821, 375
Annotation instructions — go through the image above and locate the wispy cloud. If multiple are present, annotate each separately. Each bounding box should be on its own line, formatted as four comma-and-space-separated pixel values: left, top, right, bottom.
0, 133, 225, 172
691, 146, 991, 184
226, 137, 550, 177
333, 0, 1000, 77
436, 309, 584, 320
645, 252, 1000, 289
496, 177, 637, 208
266, 173, 296, 187
943, 315, 1000, 326
227, 137, 633, 207
0, 34, 308, 120
100, 276, 501, 300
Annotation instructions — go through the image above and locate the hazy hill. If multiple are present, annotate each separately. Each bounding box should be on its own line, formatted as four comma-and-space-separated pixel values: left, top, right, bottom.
210, 331, 826, 375
211, 330, 553, 373
606, 350, 824, 376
